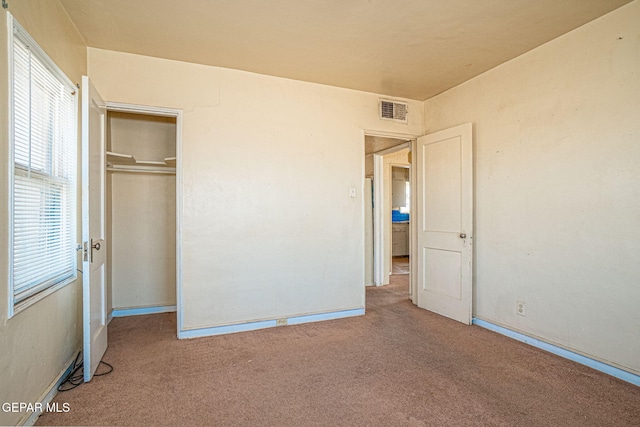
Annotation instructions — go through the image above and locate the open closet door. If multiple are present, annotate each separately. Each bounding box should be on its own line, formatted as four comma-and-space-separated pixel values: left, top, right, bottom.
82, 76, 108, 382
416, 123, 473, 324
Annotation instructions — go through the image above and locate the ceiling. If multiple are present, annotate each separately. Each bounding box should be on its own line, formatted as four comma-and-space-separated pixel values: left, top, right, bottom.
364, 136, 410, 155
59, 0, 631, 101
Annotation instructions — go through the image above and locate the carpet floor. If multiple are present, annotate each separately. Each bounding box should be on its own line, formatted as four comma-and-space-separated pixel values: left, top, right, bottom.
392, 257, 410, 275
37, 276, 640, 426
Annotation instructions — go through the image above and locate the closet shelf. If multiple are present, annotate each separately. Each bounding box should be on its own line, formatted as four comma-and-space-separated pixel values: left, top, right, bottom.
107, 151, 176, 172
107, 151, 136, 165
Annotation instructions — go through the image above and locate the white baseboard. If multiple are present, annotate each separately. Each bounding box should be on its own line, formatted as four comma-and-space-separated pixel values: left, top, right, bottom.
111, 304, 176, 317
179, 307, 365, 339
473, 318, 640, 387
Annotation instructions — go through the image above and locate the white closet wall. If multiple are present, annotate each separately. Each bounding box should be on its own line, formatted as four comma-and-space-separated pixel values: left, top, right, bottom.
107, 112, 176, 311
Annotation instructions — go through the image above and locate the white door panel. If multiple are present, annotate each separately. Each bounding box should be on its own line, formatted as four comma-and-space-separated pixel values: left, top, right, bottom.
423, 138, 462, 232
416, 123, 473, 324
424, 248, 462, 299
82, 76, 108, 382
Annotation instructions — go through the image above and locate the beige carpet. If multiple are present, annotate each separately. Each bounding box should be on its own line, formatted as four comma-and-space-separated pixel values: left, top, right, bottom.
37, 275, 640, 426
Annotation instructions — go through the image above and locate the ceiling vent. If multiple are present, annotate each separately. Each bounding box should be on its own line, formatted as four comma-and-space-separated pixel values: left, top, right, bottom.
379, 99, 408, 123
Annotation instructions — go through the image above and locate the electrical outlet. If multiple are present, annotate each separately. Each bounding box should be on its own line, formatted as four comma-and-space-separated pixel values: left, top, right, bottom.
517, 301, 526, 316
276, 318, 288, 326
349, 187, 357, 198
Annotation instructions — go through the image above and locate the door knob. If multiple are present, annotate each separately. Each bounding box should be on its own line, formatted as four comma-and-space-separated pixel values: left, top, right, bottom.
89, 238, 101, 262
459, 233, 466, 239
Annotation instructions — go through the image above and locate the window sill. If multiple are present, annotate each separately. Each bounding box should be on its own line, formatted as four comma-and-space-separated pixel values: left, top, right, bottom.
9, 275, 78, 319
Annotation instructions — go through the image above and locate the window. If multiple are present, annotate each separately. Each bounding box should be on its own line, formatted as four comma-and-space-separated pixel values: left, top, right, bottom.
8, 15, 77, 316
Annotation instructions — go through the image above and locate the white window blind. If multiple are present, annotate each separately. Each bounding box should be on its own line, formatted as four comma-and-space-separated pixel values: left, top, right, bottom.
9, 17, 77, 311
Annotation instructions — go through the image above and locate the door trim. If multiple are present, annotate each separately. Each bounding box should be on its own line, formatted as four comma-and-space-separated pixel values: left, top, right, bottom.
105, 102, 184, 338
374, 145, 412, 287
410, 139, 418, 304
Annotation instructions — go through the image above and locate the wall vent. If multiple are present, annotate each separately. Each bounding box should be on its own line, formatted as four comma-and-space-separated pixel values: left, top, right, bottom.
379, 99, 408, 123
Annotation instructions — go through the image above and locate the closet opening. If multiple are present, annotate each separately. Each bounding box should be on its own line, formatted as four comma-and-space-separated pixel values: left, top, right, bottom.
105, 109, 179, 328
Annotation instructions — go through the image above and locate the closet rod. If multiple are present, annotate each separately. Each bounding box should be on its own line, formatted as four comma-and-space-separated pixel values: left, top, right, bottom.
107, 167, 176, 175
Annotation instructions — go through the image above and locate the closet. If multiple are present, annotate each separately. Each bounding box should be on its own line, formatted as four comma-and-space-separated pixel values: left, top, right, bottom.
106, 111, 177, 316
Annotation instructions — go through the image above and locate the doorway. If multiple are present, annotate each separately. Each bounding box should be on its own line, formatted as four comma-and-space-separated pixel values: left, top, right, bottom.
364, 134, 414, 299
363, 123, 473, 322
391, 165, 410, 276
82, 76, 184, 381
106, 109, 177, 324
102, 103, 183, 337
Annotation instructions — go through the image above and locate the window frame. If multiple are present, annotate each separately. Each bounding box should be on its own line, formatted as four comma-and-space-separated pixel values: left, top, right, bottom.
7, 13, 78, 317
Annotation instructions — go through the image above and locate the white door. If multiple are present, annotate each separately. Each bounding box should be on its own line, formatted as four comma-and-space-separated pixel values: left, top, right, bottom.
416, 123, 473, 324
82, 76, 108, 382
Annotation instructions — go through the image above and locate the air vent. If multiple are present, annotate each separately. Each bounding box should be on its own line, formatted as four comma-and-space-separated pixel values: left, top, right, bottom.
379, 99, 408, 123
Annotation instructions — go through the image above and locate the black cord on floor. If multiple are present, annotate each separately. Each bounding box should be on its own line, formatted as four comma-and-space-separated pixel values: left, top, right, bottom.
58, 351, 114, 392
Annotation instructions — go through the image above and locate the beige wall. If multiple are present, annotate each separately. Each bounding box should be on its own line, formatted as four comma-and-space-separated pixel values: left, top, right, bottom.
88, 48, 423, 330
423, 1, 640, 374
108, 113, 177, 311
0, 2, 86, 425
